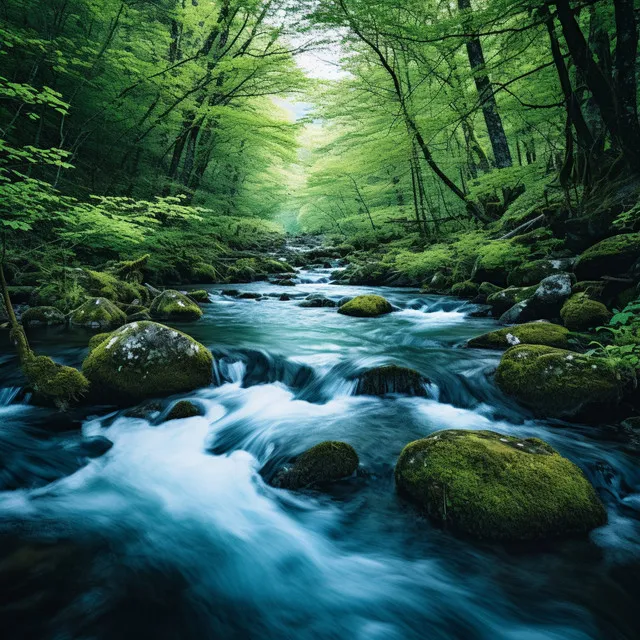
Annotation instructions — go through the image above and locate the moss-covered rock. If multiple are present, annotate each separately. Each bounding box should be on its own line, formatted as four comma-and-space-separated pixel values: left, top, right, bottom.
495, 345, 635, 417
87, 332, 112, 353
21, 306, 66, 328
450, 280, 479, 298
82, 321, 213, 404
338, 294, 393, 318
23, 355, 90, 410
574, 233, 640, 280
507, 258, 574, 287
165, 400, 203, 421
394, 429, 606, 541
560, 293, 612, 331
149, 290, 203, 322
126, 310, 151, 323
83, 269, 148, 304
226, 257, 294, 283
272, 441, 359, 490
188, 290, 210, 303
487, 285, 537, 315
421, 271, 452, 294
572, 280, 606, 302
355, 365, 431, 397
468, 322, 570, 350
70, 298, 126, 330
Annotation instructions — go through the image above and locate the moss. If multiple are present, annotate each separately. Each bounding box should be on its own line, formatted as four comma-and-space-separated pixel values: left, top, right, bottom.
507, 259, 572, 287
486, 285, 537, 315
22, 355, 90, 410
35, 280, 87, 313
83, 269, 148, 304
191, 262, 218, 283
355, 365, 431, 397
273, 441, 359, 490
495, 345, 635, 417
574, 233, 640, 280
338, 294, 393, 318
165, 400, 203, 421
421, 271, 452, 293
21, 306, 66, 328
572, 281, 606, 302
472, 240, 531, 286
478, 282, 503, 299
126, 310, 151, 322
188, 290, 210, 303
149, 290, 203, 322
226, 257, 294, 283
394, 430, 606, 541
108, 254, 149, 283
82, 321, 213, 404
561, 293, 612, 331
468, 322, 570, 350
450, 280, 479, 298
87, 332, 112, 352
70, 297, 126, 330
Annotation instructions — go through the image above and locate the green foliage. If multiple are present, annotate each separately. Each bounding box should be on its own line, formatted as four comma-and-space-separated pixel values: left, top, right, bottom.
588, 299, 640, 370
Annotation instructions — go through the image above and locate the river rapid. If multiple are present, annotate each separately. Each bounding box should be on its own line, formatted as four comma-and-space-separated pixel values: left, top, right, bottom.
0, 268, 639, 639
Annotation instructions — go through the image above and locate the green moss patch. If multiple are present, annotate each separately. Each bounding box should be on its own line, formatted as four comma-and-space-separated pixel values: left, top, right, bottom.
574, 233, 640, 280
188, 290, 210, 303
486, 285, 537, 315
395, 429, 606, 541
450, 280, 479, 298
273, 441, 359, 490
355, 365, 430, 397
226, 257, 294, 283
149, 290, 203, 322
495, 345, 635, 417
21, 306, 66, 328
82, 321, 213, 404
468, 322, 570, 350
338, 294, 393, 318
561, 293, 612, 331
507, 258, 573, 287
70, 297, 126, 330
23, 355, 90, 410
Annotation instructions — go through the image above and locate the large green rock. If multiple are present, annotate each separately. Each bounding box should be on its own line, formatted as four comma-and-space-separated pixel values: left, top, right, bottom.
450, 280, 479, 298
355, 365, 430, 397
495, 345, 635, 417
149, 290, 203, 322
486, 285, 537, 315
507, 258, 574, 287
468, 322, 570, 350
70, 297, 126, 330
560, 293, 612, 331
82, 321, 213, 403
394, 430, 606, 541
22, 355, 90, 410
574, 233, 640, 280
272, 441, 359, 490
226, 257, 294, 283
338, 294, 393, 318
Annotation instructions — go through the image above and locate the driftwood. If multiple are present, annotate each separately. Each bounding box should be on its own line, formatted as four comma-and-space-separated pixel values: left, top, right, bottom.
498, 214, 546, 240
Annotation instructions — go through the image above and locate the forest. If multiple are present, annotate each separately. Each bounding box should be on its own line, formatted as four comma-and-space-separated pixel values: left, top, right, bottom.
1, 1, 640, 638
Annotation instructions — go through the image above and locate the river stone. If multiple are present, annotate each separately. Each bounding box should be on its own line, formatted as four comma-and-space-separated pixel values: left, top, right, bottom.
487, 286, 537, 315
82, 321, 213, 404
507, 258, 575, 287
338, 295, 393, 318
560, 293, 612, 331
272, 441, 359, 490
164, 400, 203, 421
467, 322, 570, 350
495, 344, 635, 418
299, 294, 337, 308
21, 306, 66, 328
450, 280, 479, 298
150, 290, 203, 322
574, 233, 640, 280
70, 297, 126, 330
355, 365, 431, 397
394, 430, 607, 541
498, 274, 573, 324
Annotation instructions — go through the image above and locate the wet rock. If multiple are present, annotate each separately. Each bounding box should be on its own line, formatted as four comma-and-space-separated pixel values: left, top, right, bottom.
468, 322, 570, 350
82, 321, 213, 404
149, 290, 203, 322
355, 365, 431, 397
421, 271, 452, 294
279, 293, 291, 301
487, 285, 537, 315
272, 441, 359, 490
299, 294, 337, 308
338, 295, 393, 318
450, 280, 479, 298
21, 306, 66, 328
507, 258, 575, 287
574, 233, 640, 280
187, 290, 211, 303
165, 400, 203, 421
337, 296, 353, 307
238, 292, 262, 300
495, 344, 636, 418
74, 436, 113, 458
498, 274, 573, 324
395, 429, 606, 541
226, 257, 294, 283
69, 297, 126, 330
560, 293, 612, 331
126, 310, 151, 323
23, 355, 90, 409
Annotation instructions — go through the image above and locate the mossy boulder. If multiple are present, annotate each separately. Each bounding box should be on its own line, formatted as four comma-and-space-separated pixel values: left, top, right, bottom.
149, 290, 203, 322
70, 298, 126, 330
495, 345, 635, 417
355, 365, 431, 397
126, 310, 151, 323
272, 441, 359, 490
572, 281, 606, 302
487, 285, 537, 315
165, 400, 203, 421
450, 280, 479, 298
574, 233, 640, 280
468, 322, 570, 350
421, 271, 452, 294
82, 269, 148, 304
82, 321, 213, 404
394, 430, 606, 541
87, 332, 112, 353
23, 355, 90, 410
226, 257, 294, 283
507, 258, 574, 287
188, 290, 210, 303
338, 295, 393, 318
560, 293, 612, 331
21, 306, 66, 328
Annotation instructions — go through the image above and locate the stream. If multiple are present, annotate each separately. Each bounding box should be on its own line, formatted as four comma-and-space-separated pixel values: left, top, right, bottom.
1, 268, 639, 639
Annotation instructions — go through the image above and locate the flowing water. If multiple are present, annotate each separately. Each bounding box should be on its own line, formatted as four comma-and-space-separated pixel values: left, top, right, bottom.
1, 269, 639, 639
